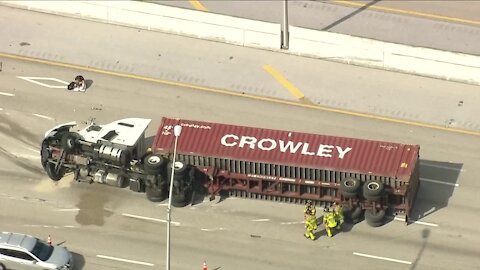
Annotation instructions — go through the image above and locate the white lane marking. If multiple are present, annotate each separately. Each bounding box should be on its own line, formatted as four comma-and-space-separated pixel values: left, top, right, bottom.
353, 252, 412, 265
96, 255, 154, 267
0, 92, 14, 96
281, 221, 305, 225
15, 154, 40, 160
23, 225, 77, 229
32, 113, 54, 120
420, 177, 459, 187
420, 162, 465, 172
54, 208, 80, 212
201, 227, 226, 232
251, 218, 270, 222
17, 76, 69, 88
393, 217, 439, 227
122, 213, 180, 226
23, 146, 39, 153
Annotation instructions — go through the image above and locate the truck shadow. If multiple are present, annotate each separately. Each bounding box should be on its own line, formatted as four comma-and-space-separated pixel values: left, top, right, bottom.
412, 160, 462, 221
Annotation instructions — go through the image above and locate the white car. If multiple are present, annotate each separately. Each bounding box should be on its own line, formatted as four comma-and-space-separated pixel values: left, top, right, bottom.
0, 232, 73, 270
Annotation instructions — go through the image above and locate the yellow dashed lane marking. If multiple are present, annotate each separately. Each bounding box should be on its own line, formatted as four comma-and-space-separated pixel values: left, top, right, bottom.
333, 0, 480, 26
263, 64, 305, 99
189, 0, 209, 12
1, 52, 480, 137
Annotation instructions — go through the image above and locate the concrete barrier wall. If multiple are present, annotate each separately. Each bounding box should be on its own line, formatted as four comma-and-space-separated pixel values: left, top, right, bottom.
2, 0, 479, 85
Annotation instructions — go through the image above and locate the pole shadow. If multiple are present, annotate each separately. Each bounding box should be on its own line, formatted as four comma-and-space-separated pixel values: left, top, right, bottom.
410, 228, 431, 270
322, 0, 382, 31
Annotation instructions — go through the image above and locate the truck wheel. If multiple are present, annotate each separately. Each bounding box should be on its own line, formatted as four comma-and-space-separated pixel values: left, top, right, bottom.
0, 263, 6, 270
366, 219, 385, 227
345, 206, 363, 223
61, 132, 77, 153
45, 163, 65, 181
146, 186, 166, 202
40, 139, 50, 169
167, 161, 187, 179
340, 177, 360, 194
144, 154, 166, 174
171, 191, 190, 207
363, 181, 384, 201
341, 191, 357, 198
365, 208, 386, 224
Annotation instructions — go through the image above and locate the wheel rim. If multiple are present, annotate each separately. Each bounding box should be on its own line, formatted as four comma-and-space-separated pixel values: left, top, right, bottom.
148, 156, 161, 164
367, 182, 379, 191
67, 138, 74, 148
173, 161, 184, 170
344, 179, 355, 187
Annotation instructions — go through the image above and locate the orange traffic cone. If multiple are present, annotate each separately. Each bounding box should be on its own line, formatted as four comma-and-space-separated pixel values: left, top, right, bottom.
202, 260, 207, 270
47, 235, 52, 245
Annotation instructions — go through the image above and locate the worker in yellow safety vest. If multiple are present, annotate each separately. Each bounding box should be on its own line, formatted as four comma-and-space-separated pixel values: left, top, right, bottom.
323, 207, 338, 237
333, 202, 344, 230
303, 200, 317, 240
304, 200, 316, 219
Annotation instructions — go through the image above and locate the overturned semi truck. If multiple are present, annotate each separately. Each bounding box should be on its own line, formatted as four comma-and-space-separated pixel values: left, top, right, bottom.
41, 117, 420, 226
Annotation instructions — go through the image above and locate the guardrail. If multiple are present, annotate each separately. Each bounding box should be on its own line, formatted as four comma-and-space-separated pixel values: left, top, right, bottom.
2, 0, 479, 85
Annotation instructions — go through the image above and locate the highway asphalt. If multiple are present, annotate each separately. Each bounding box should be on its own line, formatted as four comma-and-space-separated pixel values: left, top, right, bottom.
1, 5, 479, 134
1, 44, 480, 270
153, 0, 480, 55
0, 5, 479, 270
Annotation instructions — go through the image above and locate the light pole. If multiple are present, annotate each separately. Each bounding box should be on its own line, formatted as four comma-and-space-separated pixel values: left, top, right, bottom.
281, 0, 289, 49
166, 124, 182, 270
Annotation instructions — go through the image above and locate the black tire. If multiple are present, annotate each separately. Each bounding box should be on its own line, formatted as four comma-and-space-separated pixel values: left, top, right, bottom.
167, 161, 188, 179
67, 82, 75, 90
345, 206, 363, 224
366, 219, 385, 227
341, 191, 358, 198
143, 154, 166, 174
365, 208, 386, 223
40, 139, 50, 169
340, 177, 361, 194
146, 186, 166, 202
363, 181, 385, 201
0, 263, 6, 270
171, 192, 190, 207
61, 132, 77, 153
351, 217, 363, 224
45, 162, 65, 181
75, 75, 85, 81
350, 206, 363, 220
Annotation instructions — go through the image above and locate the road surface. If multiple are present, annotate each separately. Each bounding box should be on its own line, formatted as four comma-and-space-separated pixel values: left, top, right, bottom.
1, 5, 479, 133
152, 0, 480, 55
0, 5, 479, 270
0, 50, 479, 270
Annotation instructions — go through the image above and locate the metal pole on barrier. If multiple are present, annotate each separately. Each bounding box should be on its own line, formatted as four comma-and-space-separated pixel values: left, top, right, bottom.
281, 0, 289, 49
166, 125, 182, 270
